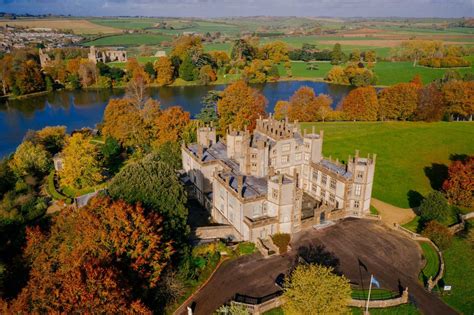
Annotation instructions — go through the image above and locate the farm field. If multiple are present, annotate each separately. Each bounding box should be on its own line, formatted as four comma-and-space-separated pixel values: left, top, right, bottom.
82, 34, 172, 47
0, 18, 121, 34
300, 122, 474, 208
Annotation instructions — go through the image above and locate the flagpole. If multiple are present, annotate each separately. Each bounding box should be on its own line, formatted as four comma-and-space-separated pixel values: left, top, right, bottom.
365, 274, 373, 315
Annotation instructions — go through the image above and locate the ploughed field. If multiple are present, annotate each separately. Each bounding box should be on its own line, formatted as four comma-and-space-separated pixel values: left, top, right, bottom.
301, 121, 474, 208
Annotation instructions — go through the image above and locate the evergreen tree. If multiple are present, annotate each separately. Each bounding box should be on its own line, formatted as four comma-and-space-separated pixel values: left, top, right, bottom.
196, 90, 220, 125
419, 191, 450, 225
330, 43, 345, 65
179, 54, 195, 81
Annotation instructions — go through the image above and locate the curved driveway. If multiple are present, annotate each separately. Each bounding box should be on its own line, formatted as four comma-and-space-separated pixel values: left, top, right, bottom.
177, 218, 457, 315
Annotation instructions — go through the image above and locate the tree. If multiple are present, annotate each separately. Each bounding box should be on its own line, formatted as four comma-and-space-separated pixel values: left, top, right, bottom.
102, 98, 160, 150
16, 60, 45, 95
196, 90, 220, 125
378, 83, 420, 120
419, 191, 450, 225
170, 35, 203, 61
341, 86, 379, 121
153, 106, 190, 148
0, 54, 14, 95
286, 86, 332, 122
78, 59, 97, 87
274, 100, 290, 120
326, 66, 348, 84
442, 80, 474, 120
4, 196, 171, 312
10, 141, 50, 177
350, 49, 361, 62
209, 51, 230, 69
231, 38, 257, 62
259, 41, 289, 63
217, 81, 267, 132
0, 158, 16, 197
422, 221, 453, 250
144, 61, 156, 80
364, 50, 376, 62
36, 126, 67, 154
59, 133, 103, 190
199, 65, 217, 85
108, 154, 189, 248
179, 54, 196, 81
415, 83, 446, 122
330, 43, 346, 65
154, 56, 174, 86
443, 157, 473, 208
283, 264, 351, 314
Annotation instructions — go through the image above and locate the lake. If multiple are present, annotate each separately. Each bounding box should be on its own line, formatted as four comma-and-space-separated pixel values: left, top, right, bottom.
0, 81, 352, 157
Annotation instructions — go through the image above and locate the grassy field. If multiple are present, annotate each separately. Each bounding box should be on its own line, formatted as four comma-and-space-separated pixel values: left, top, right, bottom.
82, 34, 172, 47
300, 122, 474, 208
0, 18, 121, 34
419, 241, 440, 285
279, 59, 474, 86
441, 236, 474, 314
351, 304, 421, 314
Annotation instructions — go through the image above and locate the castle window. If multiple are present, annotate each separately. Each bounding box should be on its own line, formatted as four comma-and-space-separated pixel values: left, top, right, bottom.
304, 154, 310, 161
330, 178, 337, 190
357, 171, 364, 179
296, 153, 302, 161
320, 189, 326, 199
312, 171, 318, 182
355, 185, 362, 196
311, 184, 317, 193
281, 155, 289, 163
305, 143, 310, 149
354, 201, 360, 208
272, 189, 279, 199
282, 143, 290, 152
251, 162, 257, 167
271, 158, 276, 165
321, 174, 327, 186
251, 154, 257, 159
329, 194, 335, 204
229, 211, 234, 223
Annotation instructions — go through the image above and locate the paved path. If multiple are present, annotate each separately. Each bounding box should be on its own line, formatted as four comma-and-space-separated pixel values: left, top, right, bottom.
177, 219, 456, 315
372, 198, 416, 226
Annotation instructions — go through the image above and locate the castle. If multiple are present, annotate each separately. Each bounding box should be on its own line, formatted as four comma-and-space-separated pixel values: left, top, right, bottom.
182, 116, 376, 242
87, 46, 127, 64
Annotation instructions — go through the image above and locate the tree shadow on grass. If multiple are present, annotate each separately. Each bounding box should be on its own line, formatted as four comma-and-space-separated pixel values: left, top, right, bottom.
407, 190, 424, 210
449, 153, 469, 163
424, 163, 448, 191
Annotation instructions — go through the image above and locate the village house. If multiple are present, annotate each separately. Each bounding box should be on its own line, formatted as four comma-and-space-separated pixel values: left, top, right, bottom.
182, 116, 376, 242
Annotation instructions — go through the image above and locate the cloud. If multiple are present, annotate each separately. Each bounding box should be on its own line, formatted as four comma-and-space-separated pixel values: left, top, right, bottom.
1, 0, 472, 17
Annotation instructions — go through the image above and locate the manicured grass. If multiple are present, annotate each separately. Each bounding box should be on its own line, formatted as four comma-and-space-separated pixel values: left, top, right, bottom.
373, 61, 474, 86
419, 241, 440, 285
351, 303, 421, 315
351, 288, 399, 300
370, 205, 379, 215
278, 61, 333, 79
403, 216, 420, 232
236, 242, 256, 256
82, 34, 172, 47
300, 122, 474, 208
440, 236, 474, 314
263, 307, 284, 315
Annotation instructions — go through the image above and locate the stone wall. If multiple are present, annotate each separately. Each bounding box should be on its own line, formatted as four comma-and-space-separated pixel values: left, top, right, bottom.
232, 297, 285, 315
193, 225, 241, 241
348, 288, 409, 308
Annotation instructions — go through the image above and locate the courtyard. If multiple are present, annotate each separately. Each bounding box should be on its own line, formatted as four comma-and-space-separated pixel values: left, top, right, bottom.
177, 218, 456, 315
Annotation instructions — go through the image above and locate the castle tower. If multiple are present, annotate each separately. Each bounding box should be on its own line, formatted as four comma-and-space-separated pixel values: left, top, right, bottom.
347, 151, 376, 215
197, 125, 216, 149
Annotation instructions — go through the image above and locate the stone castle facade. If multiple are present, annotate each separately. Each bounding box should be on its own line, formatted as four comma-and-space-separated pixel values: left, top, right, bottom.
87, 46, 127, 64
182, 116, 376, 242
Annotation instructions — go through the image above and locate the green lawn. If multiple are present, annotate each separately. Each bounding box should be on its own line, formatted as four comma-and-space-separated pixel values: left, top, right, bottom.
300, 122, 474, 208
419, 241, 440, 285
351, 288, 399, 300
82, 34, 172, 47
351, 304, 421, 315
373, 61, 474, 86
441, 236, 474, 314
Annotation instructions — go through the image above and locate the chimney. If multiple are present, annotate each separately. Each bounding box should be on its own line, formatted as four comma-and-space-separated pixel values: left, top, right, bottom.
237, 175, 244, 197
197, 144, 203, 159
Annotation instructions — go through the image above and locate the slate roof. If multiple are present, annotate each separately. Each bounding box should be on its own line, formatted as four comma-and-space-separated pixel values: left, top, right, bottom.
320, 159, 353, 179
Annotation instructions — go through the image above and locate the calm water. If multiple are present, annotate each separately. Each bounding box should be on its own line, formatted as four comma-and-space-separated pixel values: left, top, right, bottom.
0, 81, 352, 157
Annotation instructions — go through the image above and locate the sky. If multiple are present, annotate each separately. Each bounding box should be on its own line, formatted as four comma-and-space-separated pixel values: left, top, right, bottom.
0, 0, 472, 18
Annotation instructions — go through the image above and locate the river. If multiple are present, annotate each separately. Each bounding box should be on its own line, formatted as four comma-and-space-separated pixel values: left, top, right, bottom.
0, 81, 352, 157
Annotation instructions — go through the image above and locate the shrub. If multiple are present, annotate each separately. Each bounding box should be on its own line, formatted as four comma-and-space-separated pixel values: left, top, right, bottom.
419, 191, 450, 225
422, 221, 453, 250
47, 171, 72, 203
236, 242, 256, 256
272, 233, 291, 253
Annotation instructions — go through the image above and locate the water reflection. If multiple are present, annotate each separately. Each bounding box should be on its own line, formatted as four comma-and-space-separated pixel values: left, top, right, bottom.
0, 81, 352, 157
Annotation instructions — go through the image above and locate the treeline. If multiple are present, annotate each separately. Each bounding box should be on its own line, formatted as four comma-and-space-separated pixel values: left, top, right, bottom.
289, 42, 377, 64
275, 74, 473, 122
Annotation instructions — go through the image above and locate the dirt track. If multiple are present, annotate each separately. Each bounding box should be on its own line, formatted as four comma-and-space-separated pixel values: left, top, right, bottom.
177, 219, 456, 315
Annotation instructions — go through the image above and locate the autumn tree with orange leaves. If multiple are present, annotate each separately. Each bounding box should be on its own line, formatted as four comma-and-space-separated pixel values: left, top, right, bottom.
154, 56, 175, 86
1, 197, 172, 313
217, 80, 267, 132
378, 82, 420, 121
442, 80, 474, 120
286, 86, 333, 122
153, 106, 191, 148
274, 100, 290, 120
341, 86, 379, 121
443, 156, 473, 208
